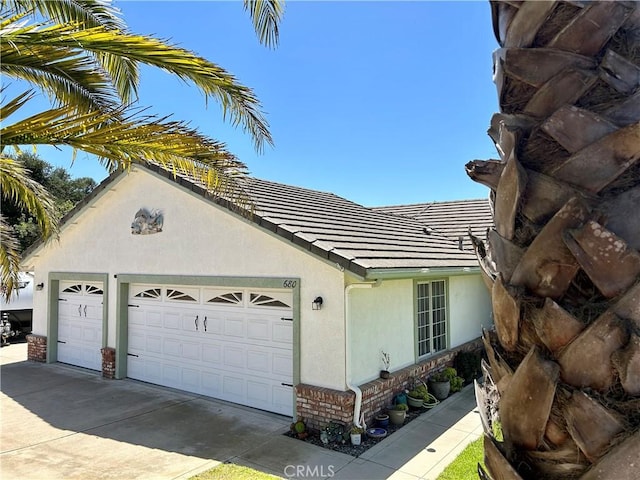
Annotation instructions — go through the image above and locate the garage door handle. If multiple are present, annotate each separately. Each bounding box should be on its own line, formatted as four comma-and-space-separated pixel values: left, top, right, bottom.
280, 317, 293, 322
127, 353, 139, 357
57, 340, 66, 344
84, 305, 87, 317
78, 305, 82, 316
195, 315, 199, 331
281, 383, 293, 387
204, 316, 207, 332
128, 304, 140, 308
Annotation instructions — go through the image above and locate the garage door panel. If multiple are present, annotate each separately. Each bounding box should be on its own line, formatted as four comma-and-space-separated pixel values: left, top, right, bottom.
182, 368, 200, 390
246, 319, 269, 341
128, 284, 293, 415
247, 350, 270, 374
246, 380, 270, 405
224, 317, 244, 338
146, 335, 163, 354
181, 341, 200, 361
164, 312, 182, 330
223, 376, 244, 399
272, 322, 293, 344
202, 372, 221, 395
223, 345, 245, 369
202, 343, 222, 363
146, 311, 162, 327
272, 352, 293, 378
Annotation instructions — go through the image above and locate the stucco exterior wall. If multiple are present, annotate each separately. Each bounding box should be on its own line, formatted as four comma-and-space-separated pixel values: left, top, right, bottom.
448, 274, 493, 346
347, 275, 492, 386
28, 168, 347, 390
348, 279, 415, 385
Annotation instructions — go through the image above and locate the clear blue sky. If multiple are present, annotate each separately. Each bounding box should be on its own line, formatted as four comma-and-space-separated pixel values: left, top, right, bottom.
18, 1, 500, 207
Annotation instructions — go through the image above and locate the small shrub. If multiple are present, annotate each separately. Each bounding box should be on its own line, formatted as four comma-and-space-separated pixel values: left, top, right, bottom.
393, 403, 408, 411
454, 350, 482, 383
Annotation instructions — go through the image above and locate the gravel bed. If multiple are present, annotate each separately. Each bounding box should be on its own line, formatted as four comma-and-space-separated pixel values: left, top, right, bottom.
284, 405, 430, 458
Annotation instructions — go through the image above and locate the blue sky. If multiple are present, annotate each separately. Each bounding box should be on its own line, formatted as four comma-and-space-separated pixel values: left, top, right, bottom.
15, 1, 500, 207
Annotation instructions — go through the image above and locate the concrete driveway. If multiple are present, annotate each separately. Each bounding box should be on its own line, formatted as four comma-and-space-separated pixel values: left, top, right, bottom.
0, 342, 352, 480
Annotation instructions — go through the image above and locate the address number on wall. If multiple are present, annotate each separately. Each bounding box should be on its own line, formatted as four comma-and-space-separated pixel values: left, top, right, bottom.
283, 280, 297, 288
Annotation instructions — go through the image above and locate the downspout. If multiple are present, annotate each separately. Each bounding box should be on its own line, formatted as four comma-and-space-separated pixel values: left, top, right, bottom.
345, 280, 381, 428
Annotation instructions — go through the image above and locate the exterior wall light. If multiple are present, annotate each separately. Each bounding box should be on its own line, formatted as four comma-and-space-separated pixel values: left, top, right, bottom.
312, 296, 323, 310
36, 283, 45, 291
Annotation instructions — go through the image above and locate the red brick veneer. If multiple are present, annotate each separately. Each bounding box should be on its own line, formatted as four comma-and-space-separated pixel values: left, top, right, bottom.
101, 347, 116, 379
296, 337, 483, 431
26, 334, 47, 362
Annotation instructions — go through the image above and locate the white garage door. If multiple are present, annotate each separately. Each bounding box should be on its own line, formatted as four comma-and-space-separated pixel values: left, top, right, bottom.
127, 284, 294, 415
57, 281, 104, 371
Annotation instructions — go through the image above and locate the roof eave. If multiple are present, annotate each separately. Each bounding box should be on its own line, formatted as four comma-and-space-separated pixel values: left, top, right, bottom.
363, 265, 481, 281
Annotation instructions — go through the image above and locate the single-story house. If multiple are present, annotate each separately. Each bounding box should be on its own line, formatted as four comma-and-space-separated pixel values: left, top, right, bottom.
22, 163, 493, 429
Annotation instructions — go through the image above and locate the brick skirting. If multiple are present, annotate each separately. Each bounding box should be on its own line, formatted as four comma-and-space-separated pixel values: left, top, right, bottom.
101, 347, 116, 379
26, 334, 47, 362
296, 337, 483, 431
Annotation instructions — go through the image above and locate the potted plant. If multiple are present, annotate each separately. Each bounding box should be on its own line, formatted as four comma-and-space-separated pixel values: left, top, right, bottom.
388, 403, 408, 425
380, 351, 391, 379
291, 417, 308, 439
350, 425, 364, 445
407, 382, 429, 408
374, 413, 389, 427
428, 370, 451, 401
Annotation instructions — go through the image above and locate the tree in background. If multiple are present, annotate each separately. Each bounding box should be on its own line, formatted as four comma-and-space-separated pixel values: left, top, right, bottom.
467, 1, 639, 479
3, 153, 96, 251
0, 0, 284, 299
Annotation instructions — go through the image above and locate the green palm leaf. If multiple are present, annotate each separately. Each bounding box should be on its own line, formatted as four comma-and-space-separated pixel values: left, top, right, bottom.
1, 97, 250, 204
1, 18, 272, 150
244, 0, 284, 48
0, 214, 23, 302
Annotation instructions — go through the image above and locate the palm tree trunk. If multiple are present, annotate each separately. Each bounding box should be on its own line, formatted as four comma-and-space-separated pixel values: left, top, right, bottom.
467, 2, 640, 478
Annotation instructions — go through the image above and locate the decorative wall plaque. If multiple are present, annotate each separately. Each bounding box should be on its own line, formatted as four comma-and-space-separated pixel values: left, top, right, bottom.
131, 208, 163, 235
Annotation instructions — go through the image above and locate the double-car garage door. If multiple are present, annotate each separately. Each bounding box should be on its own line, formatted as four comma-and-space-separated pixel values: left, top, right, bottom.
56, 281, 294, 416
126, 284, 294, 415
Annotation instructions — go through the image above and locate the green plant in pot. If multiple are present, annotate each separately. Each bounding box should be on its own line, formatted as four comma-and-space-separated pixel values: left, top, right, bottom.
350, 425, 364, 445
291, 417, 308, 439
428, 370, 451, 401
388, 402, 408, 425
407, 383, 429, 408
380, 351, 391, 379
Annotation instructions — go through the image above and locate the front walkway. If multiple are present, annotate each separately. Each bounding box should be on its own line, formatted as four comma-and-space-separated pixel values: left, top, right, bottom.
1, 341, 481, 480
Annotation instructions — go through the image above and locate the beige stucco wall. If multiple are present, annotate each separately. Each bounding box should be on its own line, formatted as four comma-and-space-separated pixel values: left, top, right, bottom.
28, 167, 347, 390
448, 274, 493, 345
347, 274, 492, 385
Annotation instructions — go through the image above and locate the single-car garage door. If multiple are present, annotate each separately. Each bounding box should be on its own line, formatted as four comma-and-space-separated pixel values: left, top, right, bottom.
127, 284, 294, 415
57, 281, 104, 371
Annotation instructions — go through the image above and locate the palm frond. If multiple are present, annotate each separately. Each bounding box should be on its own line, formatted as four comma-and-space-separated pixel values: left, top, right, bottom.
3, 0, 126, 30
1, 43, 119, 112
1, 21, 272, 150
0, 214, 22, 302
0, 89, 34, 122
243, 0, 284, 48
0, 99, 252, 204
0, 155, 57, 241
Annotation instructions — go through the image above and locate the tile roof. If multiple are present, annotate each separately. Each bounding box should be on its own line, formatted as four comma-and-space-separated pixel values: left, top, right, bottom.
226, 174, 493, 277
25, 163, 493, 279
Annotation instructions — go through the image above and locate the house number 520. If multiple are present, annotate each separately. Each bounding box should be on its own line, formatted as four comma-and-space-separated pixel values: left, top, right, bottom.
283, 280, 297, 288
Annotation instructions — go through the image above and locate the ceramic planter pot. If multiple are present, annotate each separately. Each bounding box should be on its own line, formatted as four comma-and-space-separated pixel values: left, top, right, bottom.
388, 409, 406, 425
428, 380, 451, 401
375, 414, 389, 427
350, 433, 362, 445
407, 395, 424, 408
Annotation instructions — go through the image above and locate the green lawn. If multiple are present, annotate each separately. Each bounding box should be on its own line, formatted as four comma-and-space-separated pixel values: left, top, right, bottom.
190, 463, 281, 480
436, 437, 484, 480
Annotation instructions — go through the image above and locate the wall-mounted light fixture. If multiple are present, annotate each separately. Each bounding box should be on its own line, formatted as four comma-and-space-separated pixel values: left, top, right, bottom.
312, 296, 323, 310
36, 282, 44, 291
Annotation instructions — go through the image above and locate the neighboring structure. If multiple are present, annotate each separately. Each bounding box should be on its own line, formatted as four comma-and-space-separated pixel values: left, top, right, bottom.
22, 164, 493, 427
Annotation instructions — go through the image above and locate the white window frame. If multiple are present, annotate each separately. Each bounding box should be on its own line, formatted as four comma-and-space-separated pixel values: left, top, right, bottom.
415, 279, 448, 358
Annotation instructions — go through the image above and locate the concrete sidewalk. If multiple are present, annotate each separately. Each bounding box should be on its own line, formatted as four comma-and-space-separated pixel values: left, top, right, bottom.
1, 341, 481, 480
